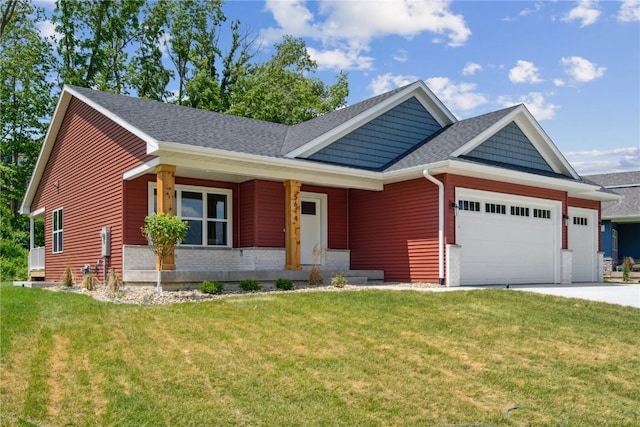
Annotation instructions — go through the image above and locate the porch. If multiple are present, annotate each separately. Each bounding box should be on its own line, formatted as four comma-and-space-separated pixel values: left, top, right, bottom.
122, 245, 383, 290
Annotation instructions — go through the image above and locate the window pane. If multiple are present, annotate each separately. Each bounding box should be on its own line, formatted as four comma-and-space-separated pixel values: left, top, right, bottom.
302, 201, 316, 215
207, 194, 227, 219
181, 191, 203, 218
183, 220, 203, 245
207, 221, 227, 245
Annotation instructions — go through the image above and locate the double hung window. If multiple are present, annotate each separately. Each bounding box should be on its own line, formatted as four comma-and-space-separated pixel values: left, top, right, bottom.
52, 208, 63, 253
149, 184, 231, 247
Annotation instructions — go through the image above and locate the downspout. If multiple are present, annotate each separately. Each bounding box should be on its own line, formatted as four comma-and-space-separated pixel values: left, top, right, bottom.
422, 169, 445, 286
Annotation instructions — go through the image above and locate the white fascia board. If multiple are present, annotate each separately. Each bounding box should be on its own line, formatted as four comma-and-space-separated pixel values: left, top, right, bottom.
64, 86, 160, 151
397, 159, 614, 200
30, 207, 46, 217
155, 141, 384, 190
20, 90, 73, 214
449, 105, 580, 180
284, 81, 457, 159
515, 107, 580, 179
122, 158, 161, 180
20, 86, 161, 214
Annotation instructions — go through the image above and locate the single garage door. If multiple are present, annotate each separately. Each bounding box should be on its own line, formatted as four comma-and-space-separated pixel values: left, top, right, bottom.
568, 207, 598, 282
456, 188, 561, 285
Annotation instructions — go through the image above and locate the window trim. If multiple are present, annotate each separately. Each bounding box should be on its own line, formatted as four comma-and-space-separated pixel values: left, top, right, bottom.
148, 182, 233, 248
52, 207, 63, 254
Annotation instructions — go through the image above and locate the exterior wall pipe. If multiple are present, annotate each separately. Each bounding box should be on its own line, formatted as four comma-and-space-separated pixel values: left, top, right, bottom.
422, 169, 445, 285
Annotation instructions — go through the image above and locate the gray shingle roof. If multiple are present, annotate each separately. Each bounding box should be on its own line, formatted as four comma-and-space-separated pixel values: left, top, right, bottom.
384, 105, 519, 171
69, 85, 289, 157
585, 171, 640, 218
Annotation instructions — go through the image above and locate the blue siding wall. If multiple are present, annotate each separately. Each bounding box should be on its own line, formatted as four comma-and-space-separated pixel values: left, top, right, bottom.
618, 222, 640, 260
467, 122, 553, 172
308, 97, 442, 170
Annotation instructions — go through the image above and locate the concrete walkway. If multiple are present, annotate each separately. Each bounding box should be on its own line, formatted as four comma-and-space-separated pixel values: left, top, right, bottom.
364, 283, 640, 308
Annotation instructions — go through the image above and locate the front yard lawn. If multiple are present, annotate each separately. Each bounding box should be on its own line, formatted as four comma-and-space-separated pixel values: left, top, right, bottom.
1, 284, 638, 426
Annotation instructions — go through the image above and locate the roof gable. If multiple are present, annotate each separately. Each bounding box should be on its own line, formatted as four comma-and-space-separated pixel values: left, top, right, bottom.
451, 104, 579, 179
306, 96, 444, 170
463, 121, 554, 173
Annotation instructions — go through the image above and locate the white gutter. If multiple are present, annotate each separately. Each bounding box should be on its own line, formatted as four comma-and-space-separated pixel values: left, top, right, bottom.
422, 169, 445, 285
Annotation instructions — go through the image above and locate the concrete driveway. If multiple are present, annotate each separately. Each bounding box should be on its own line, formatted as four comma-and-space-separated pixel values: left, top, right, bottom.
510, 283, 640, 308
366, 283, 640, 308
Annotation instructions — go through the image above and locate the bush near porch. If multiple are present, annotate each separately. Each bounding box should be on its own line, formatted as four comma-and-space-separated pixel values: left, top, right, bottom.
1, 284, 638, 426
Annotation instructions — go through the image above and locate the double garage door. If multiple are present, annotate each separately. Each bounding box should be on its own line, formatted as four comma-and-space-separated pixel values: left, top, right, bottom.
456, 189, 560, 285
456, 189, 597, 285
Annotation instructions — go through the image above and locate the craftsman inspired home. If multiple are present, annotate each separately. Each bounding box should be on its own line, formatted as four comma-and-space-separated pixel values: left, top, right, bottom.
20, 81, 617, 287
585, 171, 640, 273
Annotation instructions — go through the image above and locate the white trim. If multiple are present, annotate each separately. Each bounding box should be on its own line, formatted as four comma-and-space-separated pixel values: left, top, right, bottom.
284, 81, 456, 159
148, 182, 233, 248
52, 207, 63, 254
450, 105, 579, 179
30, 207, 45, 217
123, 158, 161, 180
64, 86, 160, 149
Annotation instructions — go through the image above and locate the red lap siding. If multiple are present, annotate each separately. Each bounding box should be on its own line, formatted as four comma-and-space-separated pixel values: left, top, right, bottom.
30, 98, 152, 281
349, 179, 439, 282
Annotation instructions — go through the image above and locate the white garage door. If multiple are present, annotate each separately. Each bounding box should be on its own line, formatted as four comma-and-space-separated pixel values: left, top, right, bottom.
456, 188, 561, 285
568, 207, 598, 282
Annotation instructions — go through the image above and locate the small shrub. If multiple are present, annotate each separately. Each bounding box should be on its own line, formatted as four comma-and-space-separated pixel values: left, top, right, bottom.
200, 280, 224, 294
239, 279, 261, 292
622, 257, 632, 282
331, 273, 349, 288
82, 272, 96, 291
61, 265, 75, 287
107, 269, 122, 294
275, 277, 293, 290
308, 245, 325, 286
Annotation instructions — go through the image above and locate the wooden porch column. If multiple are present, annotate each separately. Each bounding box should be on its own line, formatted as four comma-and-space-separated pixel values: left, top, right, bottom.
156, 164, 176, 270
284, 180, 302, 270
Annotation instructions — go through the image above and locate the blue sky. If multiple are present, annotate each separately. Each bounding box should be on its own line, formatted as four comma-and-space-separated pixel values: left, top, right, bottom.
37, 0, 639, 175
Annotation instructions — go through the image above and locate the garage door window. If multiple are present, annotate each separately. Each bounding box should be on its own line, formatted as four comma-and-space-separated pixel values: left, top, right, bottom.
511, 206, 530, 217
458, 200, 480, 211
573, 216, 588, 226
533, 208, 551, 219
485, 203, 506, 214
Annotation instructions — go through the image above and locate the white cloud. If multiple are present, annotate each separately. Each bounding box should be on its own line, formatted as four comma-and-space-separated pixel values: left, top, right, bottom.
565, 146, 640, 174
498, 92, 559, 121
369, 73, 419, 96
560, 56, 606, 82
553, 78, 566, 87
307, 46, 373, 71
393, 49, 409, 63
425, 77, 487, 112
462, 62, 482, 76
261, 0, 472, 71
617, 0, 640, 22
509, 60, 543, 84
561, 0, 601, 27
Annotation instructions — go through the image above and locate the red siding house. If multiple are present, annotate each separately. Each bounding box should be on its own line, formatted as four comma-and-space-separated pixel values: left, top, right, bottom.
20, 81, 617, 287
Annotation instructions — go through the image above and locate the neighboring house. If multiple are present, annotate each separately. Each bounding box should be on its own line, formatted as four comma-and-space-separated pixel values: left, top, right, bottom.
20, 81, 617, 288
584, 171, 640, 272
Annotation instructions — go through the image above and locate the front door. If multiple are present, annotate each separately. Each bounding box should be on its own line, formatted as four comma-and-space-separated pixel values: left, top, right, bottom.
301, 194, 326, 265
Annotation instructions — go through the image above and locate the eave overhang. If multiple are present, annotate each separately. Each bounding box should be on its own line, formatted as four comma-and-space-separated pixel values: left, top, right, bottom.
383, 159, 620, 202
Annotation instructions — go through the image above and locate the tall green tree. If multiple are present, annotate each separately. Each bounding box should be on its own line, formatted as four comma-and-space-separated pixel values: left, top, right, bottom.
227, 36, 348, 125
52, 0, 144, 92
0, 0, 55, 215
127, 0, 172, 101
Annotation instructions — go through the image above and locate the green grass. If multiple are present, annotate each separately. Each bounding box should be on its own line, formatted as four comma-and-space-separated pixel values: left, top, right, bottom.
1, 284, 639, 426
